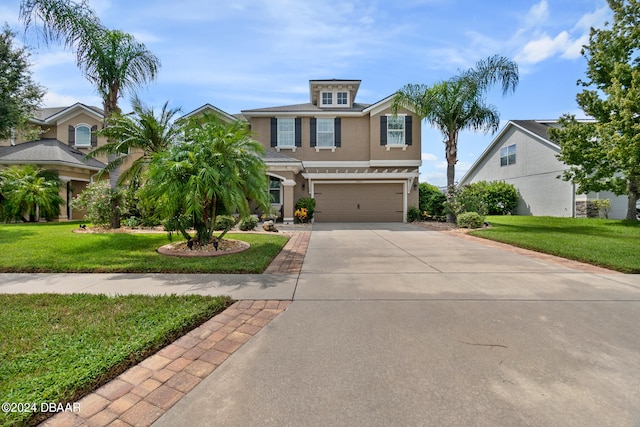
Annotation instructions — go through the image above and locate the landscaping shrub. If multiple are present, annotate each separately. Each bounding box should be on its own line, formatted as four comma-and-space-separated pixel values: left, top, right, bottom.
239, 216, 259, 231
419, 183, 447, 220
295, 197, 316, 221
457, 211, 485, 229
407, 206, 421, 222
445, 186, 488, 219
214, 215, 236, 231
475, 181, 519, 215
71, 182, 125, 226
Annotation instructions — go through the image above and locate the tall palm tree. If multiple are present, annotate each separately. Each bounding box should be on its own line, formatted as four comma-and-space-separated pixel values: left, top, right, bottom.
147, 114, 270, 246
20, 0, 160, 184
392, 55, 518, 221
88, 96, 182, 187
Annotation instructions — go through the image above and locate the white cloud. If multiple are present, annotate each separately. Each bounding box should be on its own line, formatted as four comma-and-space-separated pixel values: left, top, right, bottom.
43, 91, 101, 108
421, 152, 437, 162
31, 50, 76, 71
513, 3, 611, 65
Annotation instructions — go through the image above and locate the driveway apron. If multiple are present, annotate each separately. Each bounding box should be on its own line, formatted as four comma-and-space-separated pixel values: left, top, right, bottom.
153, 223, 640, 426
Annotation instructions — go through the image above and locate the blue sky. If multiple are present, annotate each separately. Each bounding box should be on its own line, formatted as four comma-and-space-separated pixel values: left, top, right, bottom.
2, 0, 610, 187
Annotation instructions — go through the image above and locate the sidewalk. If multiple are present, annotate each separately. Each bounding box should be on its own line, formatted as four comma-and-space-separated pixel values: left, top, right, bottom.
36, 230, 310, 427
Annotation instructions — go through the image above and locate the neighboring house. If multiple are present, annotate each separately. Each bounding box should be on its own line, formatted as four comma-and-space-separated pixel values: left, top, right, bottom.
0, 103, 107, 220
239, 79, 421, 222
458, 119, 628, 219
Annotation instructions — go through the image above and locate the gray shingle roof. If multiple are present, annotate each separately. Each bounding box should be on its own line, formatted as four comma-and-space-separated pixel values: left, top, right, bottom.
511, 120, 556, 142
242, 102, 371, 114
0, 139, 106, 170
262, 149, 301, 163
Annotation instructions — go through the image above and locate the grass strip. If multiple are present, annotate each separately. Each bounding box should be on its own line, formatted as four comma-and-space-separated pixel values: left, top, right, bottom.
470, 216, 640, 273
0, 293, 233, 426
0, 222, 288, 273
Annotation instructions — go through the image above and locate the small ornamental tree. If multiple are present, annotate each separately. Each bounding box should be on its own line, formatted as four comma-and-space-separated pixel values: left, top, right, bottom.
146, 114, 269, 246
0, 165, 63, 222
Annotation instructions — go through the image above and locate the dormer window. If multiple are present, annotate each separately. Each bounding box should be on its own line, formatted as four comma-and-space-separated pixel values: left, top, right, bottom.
320, 91, 350, 108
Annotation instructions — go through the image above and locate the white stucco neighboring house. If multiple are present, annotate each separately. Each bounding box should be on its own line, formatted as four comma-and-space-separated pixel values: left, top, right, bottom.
458, 120, 629, 219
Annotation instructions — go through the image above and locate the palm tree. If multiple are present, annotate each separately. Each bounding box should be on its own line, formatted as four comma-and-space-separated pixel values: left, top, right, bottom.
88, 96, 182, 187
20, 0, 160, 185
392, 55, 518, 221
0, 165, 64, 222
146, 114, 270, 246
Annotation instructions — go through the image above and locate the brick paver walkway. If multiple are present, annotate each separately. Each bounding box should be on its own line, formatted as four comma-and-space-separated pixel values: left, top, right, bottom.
264, 231, 310, 274
40, 230, 311, 426
41, 301, 290, 427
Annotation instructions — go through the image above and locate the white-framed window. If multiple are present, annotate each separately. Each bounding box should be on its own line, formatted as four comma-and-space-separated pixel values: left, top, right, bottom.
277, 118, 295, 147
321, 92, 333, 106
500, 144, 516, 166
387, 116, 405, 145
269, 176, 281, 204
316, 118, 334, 147
75, 125, 91, 147
337, 92, 348, 105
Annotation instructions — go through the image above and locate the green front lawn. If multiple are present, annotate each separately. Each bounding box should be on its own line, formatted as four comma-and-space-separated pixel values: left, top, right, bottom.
0, 222, 288, 273
0, 293, 232, 427
470, 216, 640, 273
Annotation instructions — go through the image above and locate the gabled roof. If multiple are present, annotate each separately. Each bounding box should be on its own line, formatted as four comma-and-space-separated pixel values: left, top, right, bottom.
458, 120, 562, 185
181, 103, 239, 123
31, 103, 104, 125
242, 102, 371, 115
0, 139, 105, 171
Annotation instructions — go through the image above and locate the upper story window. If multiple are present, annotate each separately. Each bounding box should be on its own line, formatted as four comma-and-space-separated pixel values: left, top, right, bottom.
380, 115, 412, 150
316, 118, 334, 147
387, 116, 405, 145
310, 118, 341, 151
270, 117, 301, 151
320, 91, 350, 108
74, 125, 91, 147
277, 118, 295, 147
68, 123, 96, 147
500, 144, 516, 166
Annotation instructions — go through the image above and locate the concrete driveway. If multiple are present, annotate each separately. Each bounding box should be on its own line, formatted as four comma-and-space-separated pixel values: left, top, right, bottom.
156, 223, 640, 426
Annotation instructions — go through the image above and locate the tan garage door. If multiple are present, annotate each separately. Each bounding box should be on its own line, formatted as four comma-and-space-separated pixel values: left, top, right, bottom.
314, 183, 404, 222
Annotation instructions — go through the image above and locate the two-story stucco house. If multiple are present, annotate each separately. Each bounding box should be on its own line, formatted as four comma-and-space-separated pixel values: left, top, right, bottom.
458, 119, 629, 219
0, 103, 107, 220
240, 79, 421, 222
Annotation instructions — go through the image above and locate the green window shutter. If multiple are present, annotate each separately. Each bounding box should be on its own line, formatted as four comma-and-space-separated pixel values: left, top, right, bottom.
91, 125, 98, 147
270, 118, 277, 147
295, 118, 302, 147
380, 116, 387, 145
310, 118, 317, 147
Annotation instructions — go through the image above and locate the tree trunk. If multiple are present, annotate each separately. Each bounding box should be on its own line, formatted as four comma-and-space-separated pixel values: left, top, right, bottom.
445, 135, 458, 223
626, 177, 638, 221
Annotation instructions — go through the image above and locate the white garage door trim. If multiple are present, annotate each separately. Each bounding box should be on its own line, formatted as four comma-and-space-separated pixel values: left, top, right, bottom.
310, 180, 408, 222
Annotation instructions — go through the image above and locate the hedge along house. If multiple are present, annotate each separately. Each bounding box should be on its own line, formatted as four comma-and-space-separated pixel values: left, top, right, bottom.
458, 119, 629, 219
0, 103, 107, 220
240, 79, 422, 222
